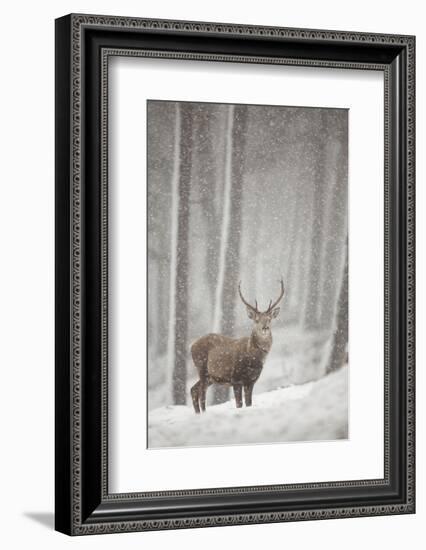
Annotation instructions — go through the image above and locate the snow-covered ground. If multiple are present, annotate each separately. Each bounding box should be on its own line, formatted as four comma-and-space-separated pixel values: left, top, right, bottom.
148, 365, 348, 448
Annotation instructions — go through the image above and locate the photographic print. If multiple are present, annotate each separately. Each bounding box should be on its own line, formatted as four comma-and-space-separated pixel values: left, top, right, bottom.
147, 100, 348, 449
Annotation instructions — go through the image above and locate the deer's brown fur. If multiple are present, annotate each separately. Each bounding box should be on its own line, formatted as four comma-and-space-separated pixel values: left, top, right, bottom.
190, 280, 284, 413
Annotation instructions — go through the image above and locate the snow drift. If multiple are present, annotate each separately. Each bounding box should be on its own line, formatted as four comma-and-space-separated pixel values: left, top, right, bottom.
148, 365, 348, 449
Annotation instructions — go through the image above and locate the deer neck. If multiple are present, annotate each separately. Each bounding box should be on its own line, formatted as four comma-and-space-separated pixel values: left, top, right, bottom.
249, 331, 272, 356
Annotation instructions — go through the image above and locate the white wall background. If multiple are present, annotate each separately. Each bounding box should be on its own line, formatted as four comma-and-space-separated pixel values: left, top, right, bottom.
0, 0, 423, 547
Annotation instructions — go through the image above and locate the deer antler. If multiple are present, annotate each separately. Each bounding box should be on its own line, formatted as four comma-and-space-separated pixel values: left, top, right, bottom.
265, 278, 285, 313
238, 282, 259, 314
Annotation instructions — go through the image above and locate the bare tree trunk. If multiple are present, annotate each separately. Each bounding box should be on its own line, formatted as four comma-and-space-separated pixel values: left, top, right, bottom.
287, 170, 314, 324
326, 242, 348, 373
285, 183, 304, 317
254, 197, 265, 300
222, 104, 248, 332
169, 103, 193, 405
148, 261, 159, 355
279, 183, 297, 280
304, 111, 328, 329
212, 105, 234, 333
157, 254, 169, 355
284, 131, 316, 323
148, 237, 170, 357
212, 104, 248, 404
319, 117, 348, 329
147, 103, 173, 359
246, 180, 260, 301
195, 107, 220, 306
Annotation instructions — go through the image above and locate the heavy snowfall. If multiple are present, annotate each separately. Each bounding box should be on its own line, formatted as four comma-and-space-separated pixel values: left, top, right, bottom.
147, 100, 348, 448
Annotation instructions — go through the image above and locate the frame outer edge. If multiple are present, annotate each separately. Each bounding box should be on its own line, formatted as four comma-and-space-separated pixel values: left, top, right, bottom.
60, 13, 415, 535
55, 14, 73, 536
405, 36, 415, 513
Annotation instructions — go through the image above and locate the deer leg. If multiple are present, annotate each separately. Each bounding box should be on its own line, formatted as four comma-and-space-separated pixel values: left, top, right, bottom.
233, 385, 243, 408
199, 379, 210, 413
243, 383, 254, 407
190, 381, 201, 414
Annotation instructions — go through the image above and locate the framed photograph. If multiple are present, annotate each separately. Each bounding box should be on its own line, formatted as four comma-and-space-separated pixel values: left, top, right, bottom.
55, 14, 415, 535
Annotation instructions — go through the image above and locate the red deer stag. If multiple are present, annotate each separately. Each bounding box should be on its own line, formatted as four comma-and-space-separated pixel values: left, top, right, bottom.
190, 280, 285, 413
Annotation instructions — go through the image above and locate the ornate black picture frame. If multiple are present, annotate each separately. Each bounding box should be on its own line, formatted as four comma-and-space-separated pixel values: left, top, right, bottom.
55, 14, 415, 535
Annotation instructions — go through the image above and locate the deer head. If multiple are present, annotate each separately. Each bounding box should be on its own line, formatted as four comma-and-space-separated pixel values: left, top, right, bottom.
238, 279, 285, 349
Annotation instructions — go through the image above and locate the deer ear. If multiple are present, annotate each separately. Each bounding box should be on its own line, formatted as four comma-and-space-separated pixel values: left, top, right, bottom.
247, 308, 257, 320
271, 307, 280, 319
